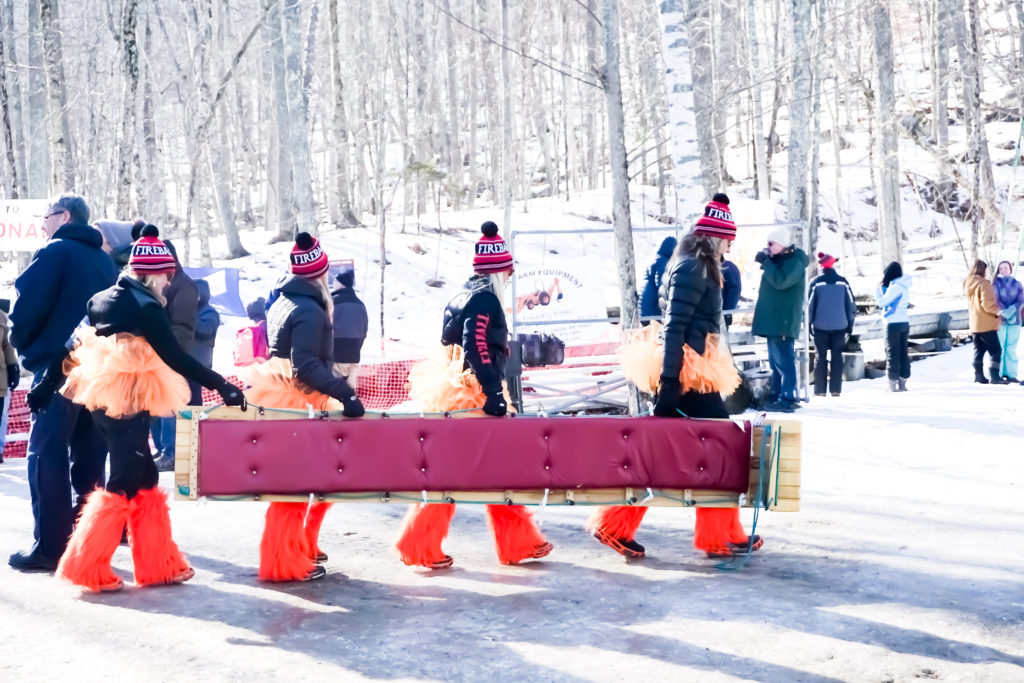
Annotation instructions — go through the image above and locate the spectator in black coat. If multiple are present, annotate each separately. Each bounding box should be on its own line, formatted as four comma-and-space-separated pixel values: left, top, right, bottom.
639, 236, 677, 322
9, 193, 117, 572
192, 279, 220, 370
807, 252, 856, 397
331, 269, 368, 392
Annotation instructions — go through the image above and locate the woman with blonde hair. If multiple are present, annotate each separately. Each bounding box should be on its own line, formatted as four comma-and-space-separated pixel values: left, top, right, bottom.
243, 232, 364, 582
53, 226, 246, 592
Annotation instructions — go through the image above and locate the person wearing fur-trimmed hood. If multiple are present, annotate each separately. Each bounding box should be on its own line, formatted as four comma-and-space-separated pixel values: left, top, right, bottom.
604, 194, 760, 560
52, 226, 247, 593
243, 232, 365, 583
396, 221, 553, 568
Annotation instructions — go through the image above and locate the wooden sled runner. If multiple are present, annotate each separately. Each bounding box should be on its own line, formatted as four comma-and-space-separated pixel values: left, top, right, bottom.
174, 407, 800, 512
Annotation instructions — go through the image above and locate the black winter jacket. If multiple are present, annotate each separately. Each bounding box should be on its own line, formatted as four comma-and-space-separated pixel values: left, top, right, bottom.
807, 268, 856, 333
441, 276, 508, 395
267, 275, 355, 401
331, 286, 368, 364
87, 276, 226, 390
659, 256, 722, 383
162, 245, 198, 353
11, 221, 117, 373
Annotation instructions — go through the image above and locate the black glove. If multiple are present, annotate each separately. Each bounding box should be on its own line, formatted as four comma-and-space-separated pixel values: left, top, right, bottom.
26, 380, 56, 414
7, 364, 19, 389
342, 395, 365, 418
754, 250, 768, 264
653, 378, 681, 417
218, 383, 247, 411
482, 392, 507, 417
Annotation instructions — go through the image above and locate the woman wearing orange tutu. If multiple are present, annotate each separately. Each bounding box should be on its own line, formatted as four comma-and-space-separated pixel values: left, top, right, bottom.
592, 194, 763, 559
54, 226, 247, 592
396, 221, 552, 568
243, 232, 365, 583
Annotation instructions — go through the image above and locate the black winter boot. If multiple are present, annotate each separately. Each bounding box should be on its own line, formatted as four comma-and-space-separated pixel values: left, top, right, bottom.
974, 366, 989, 384
990, 367, 1008, 384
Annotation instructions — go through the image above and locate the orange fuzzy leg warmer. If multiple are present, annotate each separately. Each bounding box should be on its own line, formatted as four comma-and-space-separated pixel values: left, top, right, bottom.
693, 507, 747, 552
588, 506, 648, 541
395, 503, 456, 566
304, 502, 332, 559
486, 505, 548, 565
259, 502, 316, 582
56, 489, 129, 592
128, 487, 192, 586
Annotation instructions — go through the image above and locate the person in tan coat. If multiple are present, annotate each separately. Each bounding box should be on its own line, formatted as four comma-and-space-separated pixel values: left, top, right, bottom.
0, 309, 19, 463
964, 259, 1006, 384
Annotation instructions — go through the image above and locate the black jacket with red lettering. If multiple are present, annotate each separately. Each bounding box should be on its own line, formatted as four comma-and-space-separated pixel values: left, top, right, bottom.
441, 276, 507, 396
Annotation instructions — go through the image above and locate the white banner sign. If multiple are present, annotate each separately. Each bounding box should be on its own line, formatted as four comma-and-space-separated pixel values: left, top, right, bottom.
513, 266, 609, 344
0, 199, 49, 252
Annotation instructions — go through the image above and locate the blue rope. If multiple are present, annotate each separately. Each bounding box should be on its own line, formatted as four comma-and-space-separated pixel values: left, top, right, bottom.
714, 423, 771, 571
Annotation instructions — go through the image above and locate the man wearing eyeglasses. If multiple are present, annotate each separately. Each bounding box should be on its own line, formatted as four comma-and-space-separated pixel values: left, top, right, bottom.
8, 193, 118, 572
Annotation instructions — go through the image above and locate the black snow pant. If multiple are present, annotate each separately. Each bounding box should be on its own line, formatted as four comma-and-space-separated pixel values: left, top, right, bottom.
885, 322, 911, 381
813, 329, 847, 395
676, 390, 729, 419
972, 330, 1002, 371
91, 410, 159, 500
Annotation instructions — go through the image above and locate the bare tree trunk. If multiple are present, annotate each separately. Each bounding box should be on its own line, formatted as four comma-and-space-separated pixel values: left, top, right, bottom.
267, 2, 297, 241
933, 0, 951, 196
686, 0, 721, 195
602, 0, 639, 414
501, 0, 513, 231
443, 0, 461, 210
787, 0, 812, 237
40, 0, 74, 191
209, 101, 248, 258
2, 0, 26, 196
584, 0, 598, 191
656, 0, 706, 216
808, 0, 824, 253
873, 0, 902, 267
140, 13, 163, 222
283, 0, 317, 234
744, 0, 770, 199
328, 0, 360, 227
115, 0, 139, 216
0, 22, 19, 197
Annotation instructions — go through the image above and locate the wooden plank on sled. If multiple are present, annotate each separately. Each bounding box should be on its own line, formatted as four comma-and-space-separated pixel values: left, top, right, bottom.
747, 419, 801, 512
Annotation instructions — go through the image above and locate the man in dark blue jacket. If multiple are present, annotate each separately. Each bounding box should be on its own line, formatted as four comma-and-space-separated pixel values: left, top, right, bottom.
9, 194, 117, 571
331, 269, 368, 390
639, 236, 677, 322
807, 252, 856, 396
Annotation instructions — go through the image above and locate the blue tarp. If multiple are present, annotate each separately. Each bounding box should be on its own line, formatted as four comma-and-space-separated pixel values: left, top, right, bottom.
184, 267, 247, 318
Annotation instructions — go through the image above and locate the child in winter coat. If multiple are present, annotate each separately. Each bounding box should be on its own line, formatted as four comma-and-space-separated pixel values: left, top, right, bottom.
993, 261, 1023, 383
875, 261, 912, 391
964, 260, 1007, 384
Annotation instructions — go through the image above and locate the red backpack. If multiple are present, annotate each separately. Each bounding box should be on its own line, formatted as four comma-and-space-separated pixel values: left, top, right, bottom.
233, 321, 270, 366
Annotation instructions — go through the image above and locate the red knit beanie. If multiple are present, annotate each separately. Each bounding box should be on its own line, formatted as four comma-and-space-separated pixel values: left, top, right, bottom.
817, 252, 837, 269
693, 193, 736, 241
129, 225, 177, 275
290, 232, 329, 278
473, 221, 514, 274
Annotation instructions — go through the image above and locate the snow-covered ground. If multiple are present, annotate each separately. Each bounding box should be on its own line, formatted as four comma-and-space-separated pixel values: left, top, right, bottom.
1, 344, 1021, 681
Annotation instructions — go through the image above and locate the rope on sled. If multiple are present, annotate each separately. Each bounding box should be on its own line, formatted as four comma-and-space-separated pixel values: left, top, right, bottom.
713, 422, 772, 572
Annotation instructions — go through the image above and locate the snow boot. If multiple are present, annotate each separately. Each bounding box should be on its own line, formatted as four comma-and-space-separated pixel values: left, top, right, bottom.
486, 504, 552, 564
990, 367, 1008, 385
56, 488, 129, 593
897, 378, 908, 392
304, 501, 332, 563
128, 487, 194, 587
589, 506, 648, 558
395, 503, 456, 568
260, 502, 320, 582
888, 379, 899, 392
974, 365, 989, 384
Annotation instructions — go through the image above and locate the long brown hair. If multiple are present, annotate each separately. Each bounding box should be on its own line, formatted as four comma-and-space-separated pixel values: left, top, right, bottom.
969, 259, 988, 279
677, 233, 725, 286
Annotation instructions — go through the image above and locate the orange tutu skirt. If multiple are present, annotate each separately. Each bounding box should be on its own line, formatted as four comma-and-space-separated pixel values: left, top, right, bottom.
241, 356, 342, 411
407, 345, 512, 414
618, 322, 740, 396
61, 327, 191, 418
